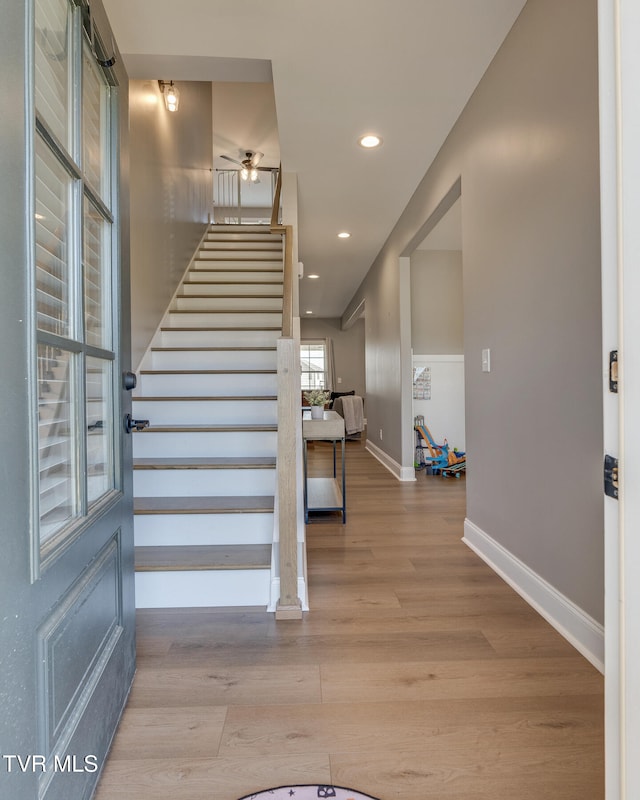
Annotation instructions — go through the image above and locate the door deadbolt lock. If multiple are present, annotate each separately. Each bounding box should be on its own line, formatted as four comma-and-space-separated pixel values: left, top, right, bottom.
122, 371, 137, 391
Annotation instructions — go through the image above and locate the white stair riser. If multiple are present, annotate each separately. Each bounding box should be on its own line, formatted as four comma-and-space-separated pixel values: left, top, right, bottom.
160, 329, 281, 347
132, 398, 277, 425
167, 311, 282, 328
175, 296, 283, 311
210, 225, 272, 233
194, 258, 282, 269
188, 270, 282, 283
138, 372, 277, 396
135, 568, 271, 608
207, 233, 280, 243
204, 232, 282, 245
150, 349, 277, 371
134, 512, 274, 547
181, 283, 283, 297
133, 430, 277, 458
201, 242, 282, 252
133, 467, 275, 496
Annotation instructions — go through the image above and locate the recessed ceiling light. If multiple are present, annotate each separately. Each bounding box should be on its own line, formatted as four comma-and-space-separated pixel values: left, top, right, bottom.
358, 134, 382, 149
338, 232, 351, 239
305, 310, 313, 314
308, 274, 320, 279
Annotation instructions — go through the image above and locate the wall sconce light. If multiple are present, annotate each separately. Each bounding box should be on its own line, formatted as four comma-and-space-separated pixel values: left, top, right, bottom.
158, 80, 180, 112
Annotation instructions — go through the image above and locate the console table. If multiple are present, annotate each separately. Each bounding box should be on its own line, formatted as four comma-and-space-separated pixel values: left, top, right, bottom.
302, 410, 346, 523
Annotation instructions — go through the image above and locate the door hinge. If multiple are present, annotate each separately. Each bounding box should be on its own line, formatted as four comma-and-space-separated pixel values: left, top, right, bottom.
609, 350, 618, 393
604, 454, 619, 499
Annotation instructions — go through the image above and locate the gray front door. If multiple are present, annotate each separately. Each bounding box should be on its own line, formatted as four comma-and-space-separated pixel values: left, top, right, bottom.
0, 2, 134, 799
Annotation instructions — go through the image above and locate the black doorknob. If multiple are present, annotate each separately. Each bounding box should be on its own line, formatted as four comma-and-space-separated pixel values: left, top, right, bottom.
123, 414, 149, 434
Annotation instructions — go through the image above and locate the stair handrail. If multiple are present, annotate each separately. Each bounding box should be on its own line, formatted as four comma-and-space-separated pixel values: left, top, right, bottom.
271, 163, 282, 228
270, 167, 292, 338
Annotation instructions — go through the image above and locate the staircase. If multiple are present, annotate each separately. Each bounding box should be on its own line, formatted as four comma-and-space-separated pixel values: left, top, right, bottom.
131, 225, 284, 608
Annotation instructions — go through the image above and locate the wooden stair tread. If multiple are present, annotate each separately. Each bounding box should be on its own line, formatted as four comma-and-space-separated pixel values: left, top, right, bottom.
202, 250, 279, 254
189, 267, 283, 272
139, 368, 276, 374
134, 495, 275, 514
176, 284, 282, 300
169, 309, 282, 314
161, 327, 282, 332
136, 423, 277, 432
132, 395, 277, 401
133, 456, 276, 469
135, 544, 272, 572
150, 346, 277, 352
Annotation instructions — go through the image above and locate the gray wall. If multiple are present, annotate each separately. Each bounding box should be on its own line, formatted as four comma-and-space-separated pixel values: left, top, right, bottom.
410, 250, 463, 354
300, 317, 366, 399
342, 0, 603, 622
129, 80, 213, 368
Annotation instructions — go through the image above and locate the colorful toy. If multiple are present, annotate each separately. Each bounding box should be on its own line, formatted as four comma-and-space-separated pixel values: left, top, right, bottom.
415, 422, 466, 478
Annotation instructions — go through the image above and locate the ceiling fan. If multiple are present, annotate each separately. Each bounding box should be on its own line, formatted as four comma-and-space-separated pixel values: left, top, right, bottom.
219, 150, 278, 182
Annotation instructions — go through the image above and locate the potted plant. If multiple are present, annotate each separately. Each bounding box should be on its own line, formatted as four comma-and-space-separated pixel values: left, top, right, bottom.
304, 389, 330, 419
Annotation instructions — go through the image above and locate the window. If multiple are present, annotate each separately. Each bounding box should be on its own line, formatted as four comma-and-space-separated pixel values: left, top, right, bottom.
300, 341, 328, 390
32, 0, 119, 557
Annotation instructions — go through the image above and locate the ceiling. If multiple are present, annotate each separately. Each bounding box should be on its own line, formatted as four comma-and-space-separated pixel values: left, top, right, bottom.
101, 0, 527, 318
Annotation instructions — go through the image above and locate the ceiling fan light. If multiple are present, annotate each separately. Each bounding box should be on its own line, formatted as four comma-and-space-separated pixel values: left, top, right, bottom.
250, 168, 259, 182
240, 167, 249, 181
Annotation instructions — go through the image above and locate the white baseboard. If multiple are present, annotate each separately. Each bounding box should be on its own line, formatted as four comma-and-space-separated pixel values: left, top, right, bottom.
463, 518, 604, 673
365, 439, 416, 482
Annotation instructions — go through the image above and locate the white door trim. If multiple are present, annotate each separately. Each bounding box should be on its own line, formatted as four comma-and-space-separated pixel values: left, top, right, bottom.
598, 1, 640, 797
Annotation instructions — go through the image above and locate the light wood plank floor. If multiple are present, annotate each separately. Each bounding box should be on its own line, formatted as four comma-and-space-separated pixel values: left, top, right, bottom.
95, 439, 604, 800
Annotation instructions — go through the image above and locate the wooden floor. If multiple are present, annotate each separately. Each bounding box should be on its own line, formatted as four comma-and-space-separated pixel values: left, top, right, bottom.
95, 439, 604, 800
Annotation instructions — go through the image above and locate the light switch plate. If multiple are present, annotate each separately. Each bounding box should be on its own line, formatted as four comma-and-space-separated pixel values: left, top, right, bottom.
482, 348, 491, 372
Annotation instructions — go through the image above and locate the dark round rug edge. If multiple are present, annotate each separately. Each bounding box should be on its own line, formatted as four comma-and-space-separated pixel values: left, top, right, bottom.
237, 784, 381, 800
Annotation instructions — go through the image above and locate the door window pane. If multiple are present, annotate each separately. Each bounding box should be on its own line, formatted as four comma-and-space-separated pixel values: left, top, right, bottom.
35, 136, 72, 337
38, 345, 78, 541
83, 45, 111, 200
35, 0, 72, 150
83, 197, 111, 348
86, 357, 114, 505
32, 3, 120, 560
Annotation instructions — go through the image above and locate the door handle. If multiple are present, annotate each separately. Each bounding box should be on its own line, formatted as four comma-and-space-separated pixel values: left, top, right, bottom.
124, 414, 149, 434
